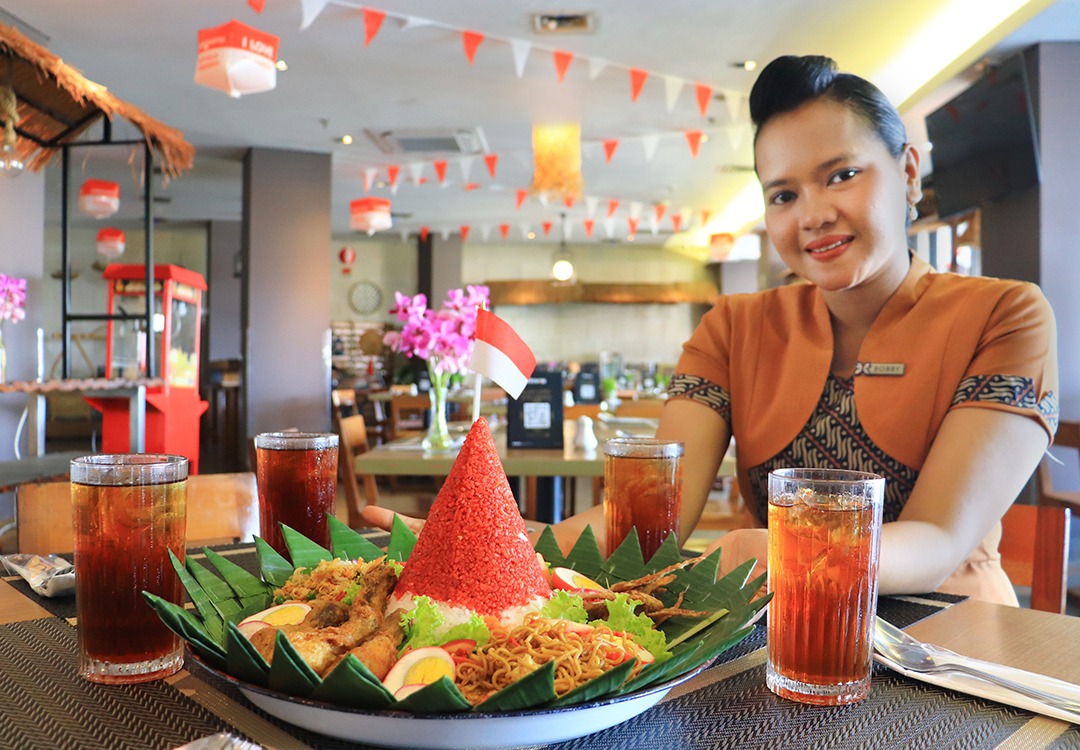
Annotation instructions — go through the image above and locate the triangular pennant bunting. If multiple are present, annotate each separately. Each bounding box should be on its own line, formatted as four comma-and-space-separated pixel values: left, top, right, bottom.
484, 153, 498, 179
433, 160, 448, 185
458, 155, 475, 183
462, 30, 484, 65
542, 221, 553, 237
695, 83, 712, 117
510, 39, 531, 78
387, 165, 400, 192
460, 225, 471, 242
584, 195, 599, 218
686, 130, 703, 157
582, 219, 594, 237
553, 50, 574, 82
499, 223, 510, 240
628, 216, 639, 235
664, 75, 684, 113
515, 189, 528, 209
300, 0, 330, 30
408, 162, 424, 185
420, 226, 430, 242
363, 167, 376, 193
363, 9, 386, 47
248, 0, 265, 12
607, 199, 619, 217
629, 68, 648, 102
588, 57, 608, 80
641, 134, 660, 161
602, 139, 619, 163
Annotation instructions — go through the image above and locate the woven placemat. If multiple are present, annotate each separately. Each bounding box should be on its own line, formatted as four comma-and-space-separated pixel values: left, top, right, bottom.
0, 618, 254, 750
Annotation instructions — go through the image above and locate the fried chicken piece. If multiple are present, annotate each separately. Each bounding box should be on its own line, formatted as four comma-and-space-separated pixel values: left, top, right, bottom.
326, 616, 405, 680
250, 602, 383, 676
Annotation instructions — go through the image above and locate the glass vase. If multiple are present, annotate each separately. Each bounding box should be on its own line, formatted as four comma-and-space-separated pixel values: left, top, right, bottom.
421, 369, 455, 453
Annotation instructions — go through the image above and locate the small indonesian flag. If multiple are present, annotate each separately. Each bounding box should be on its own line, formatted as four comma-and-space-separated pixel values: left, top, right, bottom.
469, 309, 536, 399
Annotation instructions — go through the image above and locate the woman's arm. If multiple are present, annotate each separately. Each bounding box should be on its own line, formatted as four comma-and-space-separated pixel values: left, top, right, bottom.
876, 406, 1049, 595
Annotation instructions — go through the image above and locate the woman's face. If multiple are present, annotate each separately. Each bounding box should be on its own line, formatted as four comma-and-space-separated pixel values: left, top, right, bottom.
755, 98, 920, 295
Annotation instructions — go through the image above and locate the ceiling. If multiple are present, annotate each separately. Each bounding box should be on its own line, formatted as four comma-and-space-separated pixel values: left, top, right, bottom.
3, 0, 1080, 252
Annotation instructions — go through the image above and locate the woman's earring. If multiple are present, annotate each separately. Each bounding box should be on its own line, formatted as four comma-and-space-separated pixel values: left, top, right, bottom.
907, 202, 918, 222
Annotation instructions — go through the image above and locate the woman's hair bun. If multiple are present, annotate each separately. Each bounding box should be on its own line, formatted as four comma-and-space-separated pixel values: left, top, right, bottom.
749, 55, 839, 128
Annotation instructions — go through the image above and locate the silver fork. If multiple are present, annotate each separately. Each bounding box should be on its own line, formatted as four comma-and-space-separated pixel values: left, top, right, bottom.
874, 618, 1080, 715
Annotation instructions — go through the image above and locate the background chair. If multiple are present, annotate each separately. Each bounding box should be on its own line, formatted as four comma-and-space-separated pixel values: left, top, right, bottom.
389, 393, 430, 441
15, 472, 260, 556
337, 413, 380, 529
999, 503, 1072, 614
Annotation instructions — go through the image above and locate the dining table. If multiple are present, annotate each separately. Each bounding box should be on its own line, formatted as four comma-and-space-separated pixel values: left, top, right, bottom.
354, 417, 736, 523
1, 535, 1078, 750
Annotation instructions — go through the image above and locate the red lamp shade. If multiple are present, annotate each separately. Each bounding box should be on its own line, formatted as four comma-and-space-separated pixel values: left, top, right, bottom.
96, 227, 126, 259
338, 245, 357, 274
79, 179, 120, 219
350, 197, 392, 235
195, 20, 279, 98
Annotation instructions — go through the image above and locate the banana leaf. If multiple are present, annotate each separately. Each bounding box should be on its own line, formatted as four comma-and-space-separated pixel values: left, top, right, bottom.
282, 526, 333, 570
267, 630, 321, 697
255, 537, 294, 587
313, 654, 395, 708
169, 551, 225, 646
391, 676, 472, 714
225, 622, 271, 686
202, 548, 272, 612
328, 516, 385, 562
386, 515, 416, 562
549, 658, 637, 708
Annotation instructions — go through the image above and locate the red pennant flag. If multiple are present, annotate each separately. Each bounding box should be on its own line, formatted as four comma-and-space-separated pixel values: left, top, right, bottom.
583, 219, 595, 237
542, 221, 553, 237
363, 9, 386, 47
433, 160, 448, 185
629, 68, 649, 102
420, 226, 430, 242
607, 199, 620, 217
628, 216, 639, 236
461, 225, 471, 242
387, 165, 400, 189
695, 83, 712, 117
603, 139, 619, 163
248, 0, 265, 12
463, 182, 481, 191
469, 309, 537, 399
655, 204, 667, 223
553, 50, 573, 82
701, 209, 712, 226
671, 214, 683, 233
563, 195, 575, 209
463, 30, 484, 65
484, 153, 498, 179
516, 189, 528, 209
686, 130, 703, 157
499, 223, 510, 240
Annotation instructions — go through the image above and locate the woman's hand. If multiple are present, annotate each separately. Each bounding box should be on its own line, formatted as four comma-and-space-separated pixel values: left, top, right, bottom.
707, 528, 768, 586
359, 505, 426, 536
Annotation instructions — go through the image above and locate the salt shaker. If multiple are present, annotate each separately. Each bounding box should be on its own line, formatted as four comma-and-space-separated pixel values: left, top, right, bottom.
574, 415, 599, 451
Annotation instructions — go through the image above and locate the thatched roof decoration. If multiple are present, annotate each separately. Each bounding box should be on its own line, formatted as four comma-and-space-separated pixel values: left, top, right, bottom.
0, 22, 194, 176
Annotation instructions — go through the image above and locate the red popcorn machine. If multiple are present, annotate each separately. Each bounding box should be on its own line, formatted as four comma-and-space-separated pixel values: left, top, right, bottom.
84, 264, 209, 472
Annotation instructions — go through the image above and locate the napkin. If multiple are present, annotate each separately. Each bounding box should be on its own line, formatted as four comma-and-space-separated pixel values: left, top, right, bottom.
875, 649, 1080, 725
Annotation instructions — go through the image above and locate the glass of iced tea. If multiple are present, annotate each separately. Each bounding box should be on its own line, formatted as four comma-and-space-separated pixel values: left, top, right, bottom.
71, 453, 188, 684
603, 437, 683, 559
766, 468, 885, 705
254, 431, 339, 556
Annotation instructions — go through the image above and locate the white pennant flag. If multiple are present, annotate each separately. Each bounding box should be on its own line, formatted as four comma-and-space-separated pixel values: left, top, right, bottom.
720, 88, 743, 122
680, 206, 693, 227
363, 167, 376, 192
408, 162, 424, 185
603, 218, 616, 239
663, 76, 684, 113
563, 222, 573, 241
724, 124, 749, 153
537, 193, 550, 207
399, 16, 437, 31
649, 215, 660, 236
510, 39, 532, 78
641, 134, 660, 162
399, 228, 410, 243
299, 0, 330, 30
479, 224, 492, 242
519, 223, 531, 239
458, 155, 475, 184
585, 195, 599, 219
588, 57, 608, 80
629, 201, 643, 219
440, 228, 451, 241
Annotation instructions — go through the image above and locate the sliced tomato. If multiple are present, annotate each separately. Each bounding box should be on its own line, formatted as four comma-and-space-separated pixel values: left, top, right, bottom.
440, 639, 478, 663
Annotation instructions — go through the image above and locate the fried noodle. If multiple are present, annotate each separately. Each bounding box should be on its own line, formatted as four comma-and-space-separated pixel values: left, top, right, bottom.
455, 616, 642, 706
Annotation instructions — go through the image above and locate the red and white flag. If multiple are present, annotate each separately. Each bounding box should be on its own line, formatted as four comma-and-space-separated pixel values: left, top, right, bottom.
470, 309, 536, 399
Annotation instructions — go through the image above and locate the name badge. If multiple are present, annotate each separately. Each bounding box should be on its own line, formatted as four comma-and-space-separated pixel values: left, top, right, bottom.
855, 362, 906, 377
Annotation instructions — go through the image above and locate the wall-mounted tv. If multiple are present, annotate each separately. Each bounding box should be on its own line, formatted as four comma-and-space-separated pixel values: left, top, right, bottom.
925, 52, 1040, 220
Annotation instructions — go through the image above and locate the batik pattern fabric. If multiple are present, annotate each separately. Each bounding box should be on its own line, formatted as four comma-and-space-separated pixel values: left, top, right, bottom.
745, 375, 917, 526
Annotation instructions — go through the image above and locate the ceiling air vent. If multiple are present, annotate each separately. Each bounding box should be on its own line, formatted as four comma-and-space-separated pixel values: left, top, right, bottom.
364, 127, 489, 155
532, 13, 595, 33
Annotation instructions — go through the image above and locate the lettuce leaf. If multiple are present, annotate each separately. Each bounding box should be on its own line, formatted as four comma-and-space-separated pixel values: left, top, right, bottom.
539, 590, 587, 623
600, 593, 670, 662
399, 595, 491, 651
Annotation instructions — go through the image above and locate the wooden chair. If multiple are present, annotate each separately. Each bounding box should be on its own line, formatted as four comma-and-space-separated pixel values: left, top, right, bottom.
389, 393, 430, 440
999, 503, 1072, 614
356, 389, 391, 446
15, 472, 260, 555
337, 413, 380, 529
331, 388, 358, 425
1038, 419, 1080, 512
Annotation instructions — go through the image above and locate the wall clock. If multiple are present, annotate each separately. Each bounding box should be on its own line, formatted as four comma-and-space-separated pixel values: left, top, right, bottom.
348, 280, 383, 315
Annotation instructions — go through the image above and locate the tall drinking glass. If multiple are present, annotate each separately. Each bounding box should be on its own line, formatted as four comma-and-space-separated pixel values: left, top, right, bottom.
71, 453, 188, 684
254, 432, 338, 555
766, 468, 885, 705
603, 437, 683, 559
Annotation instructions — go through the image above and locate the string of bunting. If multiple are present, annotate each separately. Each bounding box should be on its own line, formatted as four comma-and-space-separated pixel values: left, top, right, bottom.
249, 0, 745, 121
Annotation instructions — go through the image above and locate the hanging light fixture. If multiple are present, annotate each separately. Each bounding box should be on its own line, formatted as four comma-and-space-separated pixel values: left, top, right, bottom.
550, 212, 576, 284
531, 123, 582, 203
0, 84, 24, 177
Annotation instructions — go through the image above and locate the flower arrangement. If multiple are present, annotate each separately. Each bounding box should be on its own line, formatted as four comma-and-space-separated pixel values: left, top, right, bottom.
383, 285, 490, 451
383, 285, 490, 376
0, 273, 27, 324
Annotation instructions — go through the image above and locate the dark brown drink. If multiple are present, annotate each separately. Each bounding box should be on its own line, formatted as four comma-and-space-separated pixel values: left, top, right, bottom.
254, 432, 339, 556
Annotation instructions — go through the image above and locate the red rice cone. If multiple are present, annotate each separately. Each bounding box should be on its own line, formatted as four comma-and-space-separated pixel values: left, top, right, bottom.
395, 418, 551, 615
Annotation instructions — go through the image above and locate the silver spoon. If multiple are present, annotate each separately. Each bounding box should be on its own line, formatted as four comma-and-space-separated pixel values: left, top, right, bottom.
874, 618, 1080, 715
